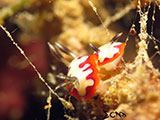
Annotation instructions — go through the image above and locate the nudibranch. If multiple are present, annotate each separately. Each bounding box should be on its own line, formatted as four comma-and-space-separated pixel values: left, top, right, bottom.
94, 42, 126, 71
67, 55, 99, 100
67, 42, 125, 100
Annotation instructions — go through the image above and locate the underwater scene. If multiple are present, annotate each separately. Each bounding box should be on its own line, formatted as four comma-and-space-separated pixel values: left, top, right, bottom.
0, 0, 160, 120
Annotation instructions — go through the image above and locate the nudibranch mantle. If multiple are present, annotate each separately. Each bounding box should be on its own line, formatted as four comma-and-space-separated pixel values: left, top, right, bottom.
94, 42, 125, 69
97, 42, 121, 62
67, 55, 99, 100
